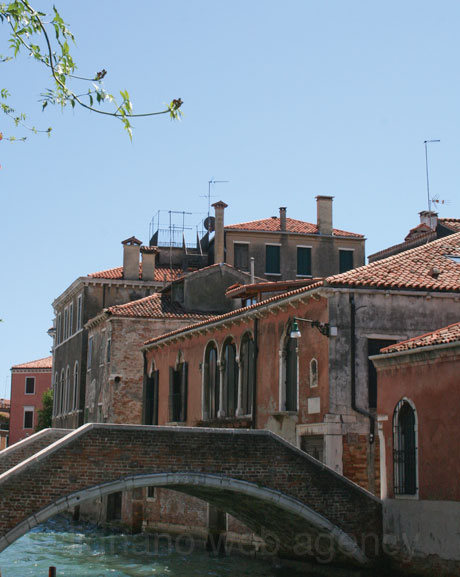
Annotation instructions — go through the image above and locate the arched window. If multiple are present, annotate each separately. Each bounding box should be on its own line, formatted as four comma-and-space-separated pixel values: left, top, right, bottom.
59, 370, 65, 415
65, 366, 70, 413
53, 371, 59, 417
144, 360, 159, 425
222, 339, 238, 417
310, 358, 318, 388
393, 399, 417, 496
73, 362, 79, 411
203, 342, 219, 420
169, 352, 188, 423
239, 332, 255, 416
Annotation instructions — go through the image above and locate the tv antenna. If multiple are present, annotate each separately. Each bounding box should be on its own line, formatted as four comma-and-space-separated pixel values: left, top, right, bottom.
424, 139, 440, 211
201, 178, 229, 218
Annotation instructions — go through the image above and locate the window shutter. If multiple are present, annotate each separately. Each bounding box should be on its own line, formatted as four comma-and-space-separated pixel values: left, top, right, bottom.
168, 367, 175, 423
180, 362, 188, 423
153, 370, 159, 425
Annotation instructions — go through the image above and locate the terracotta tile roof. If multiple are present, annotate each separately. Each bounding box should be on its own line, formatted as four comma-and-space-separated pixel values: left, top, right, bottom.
381, 322, 460, 354
88, 264, 182, 282
404, 223, 433, 241
368, 230, 437, 262
106, 293, 215, 320
144, 232, 460, 348
225, 217, 364, 238
327, 232, 460, 292
225, 278, 323, 298
11, 356, 53, 370
440, 218, 460, 232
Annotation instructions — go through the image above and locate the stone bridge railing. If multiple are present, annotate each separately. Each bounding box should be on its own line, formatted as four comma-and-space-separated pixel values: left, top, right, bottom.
0, 424, 382, 566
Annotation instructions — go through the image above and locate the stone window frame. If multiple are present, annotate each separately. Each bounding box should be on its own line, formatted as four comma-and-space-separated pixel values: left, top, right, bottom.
53, 371, 58, 417
76, 294, 83, 330
64, 365, 70, 414
220, 336, 239, 418
202, 339, 220, 421
73, 362, 79, 412
237, 330, 255, 417
25, 376, 35, 395
23, 406, 34, 429
59, 369, 65, 416
278, 321, 299, 412
393, 397, 419, 499
309, 358, 318, 388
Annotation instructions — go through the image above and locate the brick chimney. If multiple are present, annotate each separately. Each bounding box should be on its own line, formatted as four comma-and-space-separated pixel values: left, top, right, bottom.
122, 236, 142, 280
279, 207, 287, 231
419, 210, 438, 230
140, 246, 158, 281
316, 196, 334, 235
212, 200, 228, 263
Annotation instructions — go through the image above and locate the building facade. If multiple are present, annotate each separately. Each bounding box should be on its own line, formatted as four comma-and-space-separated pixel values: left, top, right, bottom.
373, 322, 460, 574
51, 238, 181, 429
9, 357, 52, 445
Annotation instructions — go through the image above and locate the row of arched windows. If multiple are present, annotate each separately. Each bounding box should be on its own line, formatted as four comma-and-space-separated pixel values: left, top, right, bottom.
53, 363, 79, 417
202, 333, 255, 420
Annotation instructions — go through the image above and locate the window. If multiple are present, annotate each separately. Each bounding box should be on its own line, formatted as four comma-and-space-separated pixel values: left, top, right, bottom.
367, 339, 396, 409
106, 338, 111, 363
69, 302, 74, 336
144, 368, 159, 425
65, 366, 70, 413
297, 247, 312, 276
53, 372, 58, 416
239, 333, 255, 416
281, 324, 298, 411
265, 245, 281, 275
107, 492, 122, 521
57, 312, 62, 344
309, 358, 318, 388
393, 399, 417, 496
64, 307, 69, 340
203, 342, 219, 420
339, 249, 354, 273
59, 370, 65, 414
169, 360, 188, 423
222, 339, 238, 417
77, 294, 82, 330
234, 243, 249, 271
73, 362, 79, 410
147, 486, 156, 500
301, 435, 324, 462
87, 336, 93, 370
24, 407, 34, 429
25, 377, 35, 395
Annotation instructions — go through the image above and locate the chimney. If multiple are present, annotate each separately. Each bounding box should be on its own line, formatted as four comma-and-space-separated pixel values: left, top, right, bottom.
279, 207, 287, 231
212, 200, 228, 263
121, 236, 142, 280
316, 196, 334, 235
140, 246, 158, 281
419, 210, 438, 230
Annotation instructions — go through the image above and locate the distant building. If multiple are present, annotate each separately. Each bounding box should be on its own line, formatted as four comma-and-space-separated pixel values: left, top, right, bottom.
368, 210, 460, 263
373, 322, 460, 574
9, 357, 52, 445
51, 238, 181, 430
218, 196, 366, 280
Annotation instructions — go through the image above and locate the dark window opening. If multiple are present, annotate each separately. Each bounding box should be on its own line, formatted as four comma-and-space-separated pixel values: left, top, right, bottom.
234, 244, 249, 271
24, 410, 34, 429
147, 486, 156, 499
301, 435, 324, 462
393, 400, 417, 495
223, 341, 238, 417
204, 344, 219, 419
107, 491, 122, 521
169, 362, 188, 423
285, 330, 298, 411
339, 250, 354, 273
240, 334, 255, 416
145, 370, 159, 425
25, 377, 35, 395
297, 247, 312, 276
368, 339, 396, 409
266, 245, 280, 275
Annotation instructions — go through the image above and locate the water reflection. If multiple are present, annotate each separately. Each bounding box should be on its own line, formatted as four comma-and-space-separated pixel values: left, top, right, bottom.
0, 516, 386, 577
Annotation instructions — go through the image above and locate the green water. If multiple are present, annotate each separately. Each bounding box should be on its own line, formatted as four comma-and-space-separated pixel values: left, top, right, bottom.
0, 517, 390, 577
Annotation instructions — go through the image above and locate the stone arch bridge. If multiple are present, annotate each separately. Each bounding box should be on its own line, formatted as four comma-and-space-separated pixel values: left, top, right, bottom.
0, 424, 382, 566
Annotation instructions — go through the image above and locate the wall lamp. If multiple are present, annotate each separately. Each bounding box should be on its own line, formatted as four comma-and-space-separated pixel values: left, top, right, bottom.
290, 317, 336, 338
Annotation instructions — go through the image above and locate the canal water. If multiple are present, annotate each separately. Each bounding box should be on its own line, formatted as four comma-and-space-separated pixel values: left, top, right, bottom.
0, 516, 390, 577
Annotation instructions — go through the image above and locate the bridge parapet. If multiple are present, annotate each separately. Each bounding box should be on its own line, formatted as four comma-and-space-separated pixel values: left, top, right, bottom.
0, 424, 382, 566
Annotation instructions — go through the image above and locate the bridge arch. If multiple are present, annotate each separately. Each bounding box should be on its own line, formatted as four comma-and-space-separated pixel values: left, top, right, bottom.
0, 472, 368, 564
0, 424, 382, 566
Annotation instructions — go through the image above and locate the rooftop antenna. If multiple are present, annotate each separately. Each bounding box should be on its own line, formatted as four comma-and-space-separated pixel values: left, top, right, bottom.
202, 178, 229, 218
424, 139, 440, 211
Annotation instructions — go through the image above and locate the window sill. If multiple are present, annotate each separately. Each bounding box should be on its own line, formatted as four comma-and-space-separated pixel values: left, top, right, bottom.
269, 410, 298, 417
165, 421, 187, 426
394, 493, 419, 500
296, 275, 313, 279
265, 272, 281, 276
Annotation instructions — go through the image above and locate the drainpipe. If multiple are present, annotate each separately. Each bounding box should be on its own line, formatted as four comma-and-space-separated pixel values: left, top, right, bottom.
251, 318, 259, 429
349, 293, 375, 444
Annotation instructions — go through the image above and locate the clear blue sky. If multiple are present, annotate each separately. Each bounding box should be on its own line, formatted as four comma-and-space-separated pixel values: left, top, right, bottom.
1, 0, 459, 397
